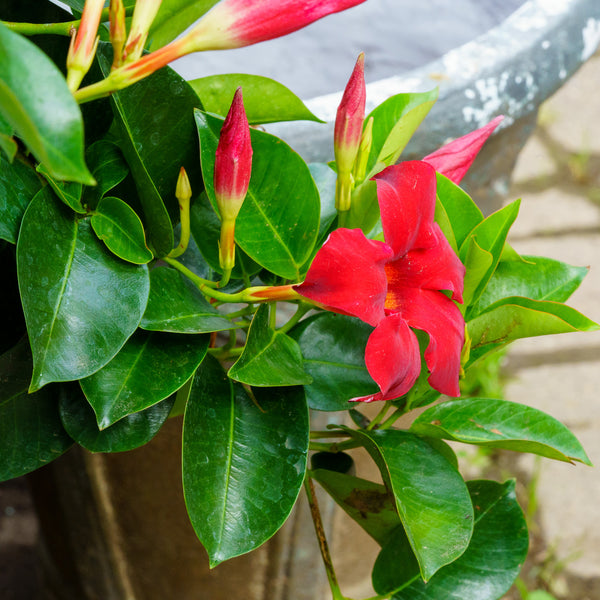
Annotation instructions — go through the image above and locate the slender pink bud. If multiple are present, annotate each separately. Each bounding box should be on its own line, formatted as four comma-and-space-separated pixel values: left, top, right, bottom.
66, 0, 104, 92
214, 88, 253, 222
423, 116, 504, 184
334, 53, 366, 211
214, 88, 252, 272
182, 0, 367, 52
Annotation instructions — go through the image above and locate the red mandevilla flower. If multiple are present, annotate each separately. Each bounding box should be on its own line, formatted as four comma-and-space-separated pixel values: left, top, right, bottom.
295, 161, 465, 401
424, 115, 504, 183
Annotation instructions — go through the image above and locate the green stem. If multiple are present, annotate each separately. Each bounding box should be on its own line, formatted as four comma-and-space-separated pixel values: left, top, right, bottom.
277, 303, 311, 335
2, 6, 134, 37
304, 476, 347, 600
308, 440, 362, 453
310, 430, 350, 439
366, 402, 392, 430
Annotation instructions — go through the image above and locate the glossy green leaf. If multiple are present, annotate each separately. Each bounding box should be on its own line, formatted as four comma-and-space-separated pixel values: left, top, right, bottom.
17, 188, 150, 391
80, 329, 208, 428
0, 339, 73, 481
190, 192, 262, 279
411, 398, 591, 465
468, 296, 599, 350
435, 173, 484, 248
98, 46, 202, 257
149, 0, 218, 48
364, 89, 439, 178
460, 199, 521, 310
0, 24, 93, 184
229, 304, 311, 386
91, 196, 153, 264
195, 110, 320, 280
83, 139, 129, 210
474, 255, 589, 313
36, 163, 85, 213
289, 313, 378, 411
0, 156, 42, 244
0, 112, 17, 161
311, 470, 400, 545
190, 74, 322, 124
59, 383, 175, 452
141, 266, 236, 333
374, 480, 528, 600
345, 428, 472, 581
462, 236, 494, 308
183, 356, 309, 566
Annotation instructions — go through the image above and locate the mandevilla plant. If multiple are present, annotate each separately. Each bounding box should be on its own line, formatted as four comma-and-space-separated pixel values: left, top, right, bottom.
1, 1, 598, 599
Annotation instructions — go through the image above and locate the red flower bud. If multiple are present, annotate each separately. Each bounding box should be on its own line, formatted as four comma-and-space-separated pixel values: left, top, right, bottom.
214, 88, 253, 222
334, 52, 366, 210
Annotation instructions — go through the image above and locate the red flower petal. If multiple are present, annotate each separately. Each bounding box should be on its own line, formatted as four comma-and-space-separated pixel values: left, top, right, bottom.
352, 314, 421, 402
392, 288, 464, 397
372, 161, 438, 257
295, 228, 392, 326
423, 116, 504, 184
384, 224, 465, 307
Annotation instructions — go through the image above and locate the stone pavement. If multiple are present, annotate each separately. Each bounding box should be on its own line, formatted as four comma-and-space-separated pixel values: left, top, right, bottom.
500, 49, 600, 598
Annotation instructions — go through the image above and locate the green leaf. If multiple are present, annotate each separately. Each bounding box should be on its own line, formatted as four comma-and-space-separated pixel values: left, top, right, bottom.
183, 356, 309, 566
474, 256, 589, 313
229, 304, 312, 386
365, 89, 439, 178
91, 196, 154, 264
98, 45, 202, 257
311, 470, 401, 545
36, 163, 85, 213
462, 236, 494, 308
190, 74, 322, 124
0, 155, 42, 244
190, 192, 262, 280
83, 139, 129, 210
17, 188, 150, 391
345, 428, 473, 581
59, 383, 175, 452
436, 173, 484, 248
141, 266, 236, 333
195, 109, 320, 280
149, 0, 218, 49
411, 398, 591, 465
345, 179, 380, 233
80, 329, 208, 428
468, 296, 599, 350
289, 313, 378, 411
374, 480, 528, 600
0, 339, 72, 481
0, 112, 17, 161
0, 24, 93, 184
460, 199, 521, 310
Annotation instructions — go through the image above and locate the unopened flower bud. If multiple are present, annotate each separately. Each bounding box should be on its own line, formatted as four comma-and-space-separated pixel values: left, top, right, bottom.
66, 0, 104, 92
109, 0, 127, 70
124, 0, 164, 63
214, 88, 252, 273
169, 166, 192, 258
334, 53, 366, 211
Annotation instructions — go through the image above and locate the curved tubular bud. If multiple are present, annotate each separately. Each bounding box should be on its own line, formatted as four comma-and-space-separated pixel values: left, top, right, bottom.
66, 0, 104, 92
124, 0, 163, 63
